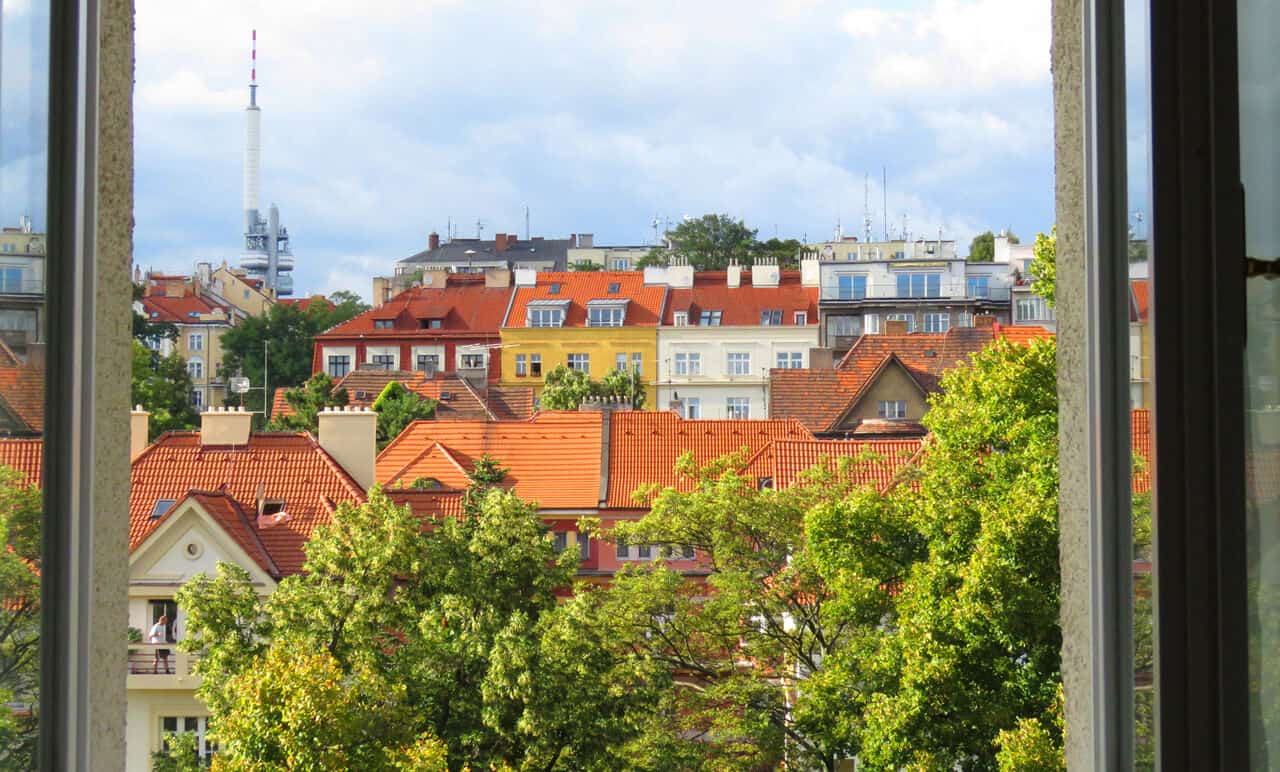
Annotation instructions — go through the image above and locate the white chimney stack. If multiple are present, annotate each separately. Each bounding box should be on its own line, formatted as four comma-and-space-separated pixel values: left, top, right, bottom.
727, 261, 742, 288
201, 405, 253, 447
131, 405, 150, 460
317, 406, 377, 492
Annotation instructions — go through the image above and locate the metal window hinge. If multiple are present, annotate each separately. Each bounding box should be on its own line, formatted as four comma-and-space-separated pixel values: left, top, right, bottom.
1246, 257, 1280, 278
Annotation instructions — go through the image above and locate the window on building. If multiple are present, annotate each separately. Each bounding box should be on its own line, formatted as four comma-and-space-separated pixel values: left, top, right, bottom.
0, 266, 24, 294
684, 398, 701, 419
416, 353, 439, 374
828, 315, 861, 338
611, 258, 630, 271
923, 312, 950, 333
877, 400, 907, 419
189, 390, 202, 408
460, 353, 485, 369
530, 354, 542, 377
616, 539, 628, 559
680, 545, 695, 559
553, 531, 568, 552
160, 716, 217, 761
515, 354, 527, 377
371, 354, 395, 370
420, 318, 443, 329
895, 273, 941, 298
548, 282, 562, 295
886, 313, 915, 332
187, 357, 203, 380
373, 319, 394, 329
637, 544, 652, 559
674, 352, 701, 375
760, 309, 783, 325
616, 352, 628, 372
150, 499, 177, 519
837, 274, 868, 300
578, 534, 590, 560
726, 397, 751, 419
864, 313, 881, 334
966, 276, 991, 298
631, 352, 642, 375
528, 308, 564, 327
568, 353, 589, 373
776, 351, 803, 369
727, 352, 751, 376
1016, 296, 1055, 322
673, 311, 689, 326
607, 282, 621, 294
187, 333, 202, 351
327, 355, 351, 378
699, 310, 722, 326
588, 306, 625, 326
794, 311, 808, 325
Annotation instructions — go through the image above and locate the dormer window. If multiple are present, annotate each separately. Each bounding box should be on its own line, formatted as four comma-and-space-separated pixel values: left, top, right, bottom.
673, 311, 689, 326
186, 311, 200, 318
586, 299, 629, 327
420, 318, 443, 329
527, 299, 569, 327
759, 309, 782, 326
373, 319, 394, 329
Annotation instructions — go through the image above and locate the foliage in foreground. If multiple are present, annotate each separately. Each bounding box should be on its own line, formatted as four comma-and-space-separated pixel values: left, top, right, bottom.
539, 364, 646, 410
0, 466, 41, 770
264, 372, 348, 433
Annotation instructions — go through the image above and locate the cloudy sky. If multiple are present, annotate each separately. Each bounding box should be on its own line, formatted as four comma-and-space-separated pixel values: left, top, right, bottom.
15, 0, 1060, 299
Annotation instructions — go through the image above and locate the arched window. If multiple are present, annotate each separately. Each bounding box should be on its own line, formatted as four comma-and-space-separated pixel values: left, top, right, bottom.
187, 357, 203, 380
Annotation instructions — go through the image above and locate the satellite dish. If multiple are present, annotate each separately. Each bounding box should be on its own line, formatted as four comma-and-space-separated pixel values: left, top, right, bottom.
230, 377, 251, 394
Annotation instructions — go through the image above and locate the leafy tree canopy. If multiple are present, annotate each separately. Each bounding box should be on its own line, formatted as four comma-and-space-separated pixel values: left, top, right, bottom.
1030, 228, 1057, 307
640, 214, 801, 270
372, 381, 438, 449
539, 364, 646, 411
570, 260, 604, 271
131, 340, 199, 439
264, 372, 349, 433
0, 467, 42, 769
968, 230, 1019, 262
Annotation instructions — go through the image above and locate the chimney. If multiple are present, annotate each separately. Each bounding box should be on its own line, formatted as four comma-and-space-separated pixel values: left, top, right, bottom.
800, 255, 820, 288
514, 269, 537, 287
884, 319, 910, 335
578, 233, 594, 248
808, 348, 834, 369
751, 260, 780, 288
200, 406, 253, 446
317, 406, 377, 492
484, 267, 511, 288
667, 257, 693, 288
131, 405, 150, 460
727, 261, 742, 288
429, 231, 440, 251
974, 314, 997, 329
495, 233, 509, 252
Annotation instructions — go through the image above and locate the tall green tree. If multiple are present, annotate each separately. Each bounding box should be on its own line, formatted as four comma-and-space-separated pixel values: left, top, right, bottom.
1030, 228, 1057, 307
539, 364, 646, 411
752, 237, 804, 269
0, 466, 42, 769
639, 214, 759, 271
857, 337, 1061, 770
131, 341, 199, 438
968, 230, 1020, 262
264, 372, 349, 433
372, 381, 438, 448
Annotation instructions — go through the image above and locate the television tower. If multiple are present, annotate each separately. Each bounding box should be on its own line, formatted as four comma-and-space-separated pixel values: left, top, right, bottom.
239, 30, 295, 296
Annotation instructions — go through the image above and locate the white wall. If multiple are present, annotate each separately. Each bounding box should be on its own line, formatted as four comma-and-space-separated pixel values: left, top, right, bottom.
657, 325, 818, 416
126, 691, 208, 772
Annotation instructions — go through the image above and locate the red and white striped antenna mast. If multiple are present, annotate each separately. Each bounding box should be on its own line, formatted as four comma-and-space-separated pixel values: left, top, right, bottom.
249, 29, 258, 105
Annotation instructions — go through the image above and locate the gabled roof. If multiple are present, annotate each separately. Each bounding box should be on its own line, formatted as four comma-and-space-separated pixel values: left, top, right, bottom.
1130, 279, 1150, 323
400, 236, 574, 270
0, 438, 41, 486
130, 432, 365, 575
605, 411, 814, 508
662, 271, 818, 326
743, 438, 924, 491
377, 412, 604, 509
319, 276, 510, 337
505, 272, 668, 329
139, 292, 230, 324
186, 490, 281, 578
273, 369, 534, 423
0, 364, 44, 434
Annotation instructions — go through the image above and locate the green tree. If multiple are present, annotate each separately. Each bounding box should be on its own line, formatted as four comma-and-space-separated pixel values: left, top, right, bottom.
602, 452, 921, 770
132, 340, 199, 438
539, 364, 646, 411
132, 283, 179, 349
178, 487, 661, 770
265, 372, 349, 433
1028, 227, 1057, 308
752, 237, 804, 269
858, 337, 1061, 770
968, 229, 1020, 262
372, 381, 438, 449
640, 214, 759, 271
570, 260, 604, 271
150, 731, 204, 772
0, 466, 42, 769
328, 290, 371, 324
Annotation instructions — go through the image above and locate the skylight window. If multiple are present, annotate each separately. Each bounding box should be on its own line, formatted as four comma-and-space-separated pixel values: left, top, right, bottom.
759, 309, 782, 325
549, 282, 562, 295
699, 310, 723, 326
607, 282, 621, 294
150, 499, 176, 519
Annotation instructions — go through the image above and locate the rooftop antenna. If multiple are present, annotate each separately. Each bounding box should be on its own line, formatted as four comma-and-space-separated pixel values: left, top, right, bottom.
882, 167, 888, 242
476, 218, 485, 239
835, 217, 842, 241
651, 216, 661, 245
864, 174, 873, 243
446, 216, 451, 243
249, 30, 258, 106
525, 206, 530, 240
902, 213, 909, 243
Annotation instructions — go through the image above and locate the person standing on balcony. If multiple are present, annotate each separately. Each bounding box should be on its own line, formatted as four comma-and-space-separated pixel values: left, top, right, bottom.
149, 614, 171, 674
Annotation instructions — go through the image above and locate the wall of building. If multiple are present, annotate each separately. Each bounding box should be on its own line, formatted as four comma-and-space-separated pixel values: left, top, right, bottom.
211, 266, 273, 317
176, 322, 230, 408
838, 364, 930, 427
498, 326, 659, 406
655, 325, 818, 417
566, 246, 650, 271
315, 336, 502, 381
125, 691, 208, 772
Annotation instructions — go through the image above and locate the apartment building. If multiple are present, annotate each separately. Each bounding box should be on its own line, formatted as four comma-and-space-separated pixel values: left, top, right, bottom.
817, 238, 1015, 354
499, 271, 668, 406
999, 235, 1058, 329
566, 233, 652, 271
1130, 279, 1152, 409
0, 218, 46, 358
137, 282, 240, 409
313, 271, 512, 383
654, 262, 819, 420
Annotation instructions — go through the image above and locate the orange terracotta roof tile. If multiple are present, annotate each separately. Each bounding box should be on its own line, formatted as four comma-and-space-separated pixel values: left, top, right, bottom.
743, 438, 924, 491
661, 271, 818, 326
605, 411, 814, 508
277, 370, 533, 423
377, 411, 604, 509
505, 271, 668, 328
767, 369, 866, 433
186, 490, 281, 578
385, 489, 466, 520
0, 365, 43, 434
1132, 408, 1152, 495
319, 276, 510, 337
140, 293, 230, 324
130, 432, 365, 575
486, 386, 536, 421
0, 438, 41, 486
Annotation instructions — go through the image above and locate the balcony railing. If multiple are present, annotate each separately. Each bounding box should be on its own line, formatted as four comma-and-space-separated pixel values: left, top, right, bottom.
127, 643, 201, 688
820, 282, 1011, 302
0, 279, 43, 295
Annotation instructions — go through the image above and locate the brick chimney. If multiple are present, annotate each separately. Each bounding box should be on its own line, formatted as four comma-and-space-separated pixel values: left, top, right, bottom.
884, 319, 910, 335
200, 406, 252, 446
131, 406, 150, 460
974, 314, 997, 329
495, 233, 509, 252
317, 406, 377, 492
429, 232, 440, 251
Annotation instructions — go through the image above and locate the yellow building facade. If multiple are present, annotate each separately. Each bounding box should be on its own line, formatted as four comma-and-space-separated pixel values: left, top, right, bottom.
498, 325, 659, 406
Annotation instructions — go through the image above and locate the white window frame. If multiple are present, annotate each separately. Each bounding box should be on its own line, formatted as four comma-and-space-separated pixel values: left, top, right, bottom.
417, 353, 440, 373
459, 352, 486, 369
923, 312, 950, 333
588, 306, 625, 327
530, 353, 542, 377
684, 397, 701, 419
187, 357, 203, 380
794, 311, 808, 325
515, 354, 527, 377
726, 397, 751, 419
567, 353, 590, 373
631, 352, 642, 375
187, 333, 202, 351
674, 351, 702, 376
877, 400, 907, 419
885, 313, 915, 332
726, 352, 751, 376
327, 355, 351, 378
528, 308, 565, 327
673, 311, 689, 326
775, 351, 803, 369
616, 352, 628, 372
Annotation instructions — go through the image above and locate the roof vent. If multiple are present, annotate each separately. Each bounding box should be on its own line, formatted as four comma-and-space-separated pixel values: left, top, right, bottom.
440, 391, 452, 401
924, 350, 937, 357
355, 390, 367, 400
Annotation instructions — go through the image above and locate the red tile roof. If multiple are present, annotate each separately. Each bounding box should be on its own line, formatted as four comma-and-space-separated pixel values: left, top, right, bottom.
486, 386, 536, 421
273, 370, 534, 423
140, 293, 229, 324
771, 326, 1055, 434
320, 275, 511, 337
662, 271, 818, 326
1132, 408, 1151, 494
185, 490, 281, 577
504, 271, 668, 328
385, 489, 466, 520
605, 411, 813, 508
377, 412, 604, 509
1130, 280, 1150, 322
0, 438, 41, 486
0, 365, 44, 434
279, 295, 335, 312
130, 433, 365, 575
743, 438, 924, 491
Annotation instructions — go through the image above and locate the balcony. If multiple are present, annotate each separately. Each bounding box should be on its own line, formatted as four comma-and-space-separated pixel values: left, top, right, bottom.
126, 643, 201, 690
820, 281, 1011, 303
0, 279, 43, 296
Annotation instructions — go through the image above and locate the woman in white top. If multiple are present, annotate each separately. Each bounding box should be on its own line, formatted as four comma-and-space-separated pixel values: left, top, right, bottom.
148, 615, 170, 674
